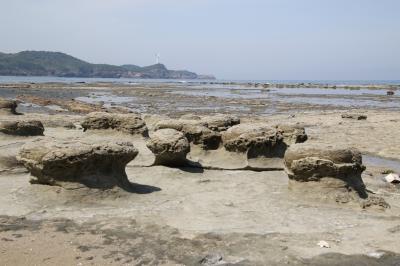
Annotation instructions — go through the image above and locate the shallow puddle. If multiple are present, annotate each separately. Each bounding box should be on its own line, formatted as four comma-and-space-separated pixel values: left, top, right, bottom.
363, 154, 400, 173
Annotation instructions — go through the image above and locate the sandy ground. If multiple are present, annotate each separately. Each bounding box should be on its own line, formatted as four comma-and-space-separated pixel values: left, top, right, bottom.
1, 83, 400, 265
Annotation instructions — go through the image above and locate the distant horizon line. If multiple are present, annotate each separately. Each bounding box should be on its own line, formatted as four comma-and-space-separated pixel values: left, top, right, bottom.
0, 75, 399, 84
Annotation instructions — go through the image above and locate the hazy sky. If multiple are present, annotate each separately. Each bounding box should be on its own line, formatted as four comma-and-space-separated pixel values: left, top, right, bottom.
1, 0, 399, 80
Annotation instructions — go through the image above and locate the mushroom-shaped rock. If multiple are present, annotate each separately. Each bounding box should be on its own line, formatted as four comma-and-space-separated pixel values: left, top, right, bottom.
17, 140, 138, 190
81, 112, 148, 136
283, 143, 381, 205
222, 123, 286, 158
155, 119, 221, 150
284, 144, 365, 183
0, 121, 44, 136
276, 124, 308, 145
146, 128, 190, 166
201, 114, 240, 131
0, 98, 18, 115
283, 144, 389, 208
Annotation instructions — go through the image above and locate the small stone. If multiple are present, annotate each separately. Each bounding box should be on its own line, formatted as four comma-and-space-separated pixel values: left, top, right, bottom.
383, 173, 400, 183
317, 240, 330, 248
63, 122, 77, 129
367, 251, 385, 259
200, 253, 224, 265
341, 113, 367, 120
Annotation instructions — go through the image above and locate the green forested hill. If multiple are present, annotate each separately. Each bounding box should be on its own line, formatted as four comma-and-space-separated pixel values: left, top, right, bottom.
0, 51, 208, 79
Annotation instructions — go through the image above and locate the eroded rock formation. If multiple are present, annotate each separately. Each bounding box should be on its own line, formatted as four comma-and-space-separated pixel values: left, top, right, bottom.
155, 119, 221, 149
17, 140, 138, 190
0, 121, 44, 136
146, 128, 190, 166
276, 125, 308, 145
0, 98, 18, 115
81, 112, 148, 136
201, 114, 240, 132
221, 124, 286, 157
284, 143, 388, 208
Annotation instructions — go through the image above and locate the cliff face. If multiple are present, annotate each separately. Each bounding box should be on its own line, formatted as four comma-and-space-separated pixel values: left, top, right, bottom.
0, 51, 215, 79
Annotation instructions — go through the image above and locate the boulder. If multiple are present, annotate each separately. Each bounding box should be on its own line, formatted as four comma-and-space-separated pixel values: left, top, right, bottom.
283, 143, 389, 208
221, 123, 286, 157
63, 122, 77, 129
81, 112, 148, 136
0, 121, 44, 136
341, 113, 367, 120
276, 124, 308, 145
201, 114, 240, 131
0, 98, 18, 115
146, 128, 190, 166
284, 144, 365, 184
155, 119, 221, 149
17, 140, 138, 189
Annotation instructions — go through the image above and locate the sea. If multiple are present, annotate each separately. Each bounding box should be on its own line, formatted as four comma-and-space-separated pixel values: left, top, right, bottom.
0, 75, 399, 86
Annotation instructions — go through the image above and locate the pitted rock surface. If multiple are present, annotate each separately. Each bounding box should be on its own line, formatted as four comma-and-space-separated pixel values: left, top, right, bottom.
81, 112, 148, 136
0, 120, 44, 136
276, 124, 308, 145
221, 124, 286, 158
155, 119, 221, 150
284, 143, 388, 208
146, 128, 190, 166
17, 140, 138, 190
201, 114, 240, 132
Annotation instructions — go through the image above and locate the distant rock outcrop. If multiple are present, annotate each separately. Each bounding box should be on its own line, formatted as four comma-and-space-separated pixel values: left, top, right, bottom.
0, 51, 215, 79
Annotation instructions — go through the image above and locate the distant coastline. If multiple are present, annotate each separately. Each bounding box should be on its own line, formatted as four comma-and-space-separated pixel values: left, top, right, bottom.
0, 51, 216, 80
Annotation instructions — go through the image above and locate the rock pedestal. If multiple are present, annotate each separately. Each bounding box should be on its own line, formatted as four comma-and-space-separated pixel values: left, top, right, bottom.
17, 140, 138, 190
146, 129, 190, 166
284, 144, 365, 183
221, 124, 286, 157
284, 143, 388, 208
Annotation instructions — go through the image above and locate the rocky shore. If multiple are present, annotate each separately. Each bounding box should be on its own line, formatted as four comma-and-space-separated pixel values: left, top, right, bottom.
0, 82, 400, 265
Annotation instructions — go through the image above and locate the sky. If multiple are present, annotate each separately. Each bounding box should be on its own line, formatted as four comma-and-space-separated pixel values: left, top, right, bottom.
0, 0, 399, 80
